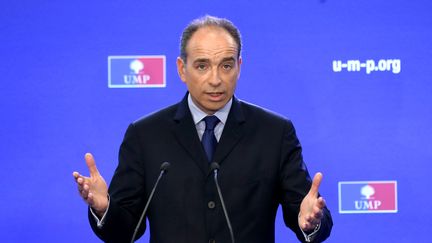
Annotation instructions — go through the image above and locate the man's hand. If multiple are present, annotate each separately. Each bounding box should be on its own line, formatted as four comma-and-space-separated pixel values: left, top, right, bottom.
73, 153, 108, 217
299, 172, 326, 232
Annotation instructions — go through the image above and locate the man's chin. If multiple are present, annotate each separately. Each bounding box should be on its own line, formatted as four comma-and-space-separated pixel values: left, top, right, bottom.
202, 102, 227, 114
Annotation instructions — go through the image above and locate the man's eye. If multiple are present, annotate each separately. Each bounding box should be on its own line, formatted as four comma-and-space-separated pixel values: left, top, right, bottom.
196, 64, 207, 70
222, 64, 233, 70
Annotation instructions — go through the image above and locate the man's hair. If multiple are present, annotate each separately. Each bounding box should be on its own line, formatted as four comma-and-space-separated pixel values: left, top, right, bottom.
179, 15, 242, 62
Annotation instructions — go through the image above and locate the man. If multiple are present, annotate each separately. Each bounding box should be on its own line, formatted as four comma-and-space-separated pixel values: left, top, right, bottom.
73, 15, 333, 242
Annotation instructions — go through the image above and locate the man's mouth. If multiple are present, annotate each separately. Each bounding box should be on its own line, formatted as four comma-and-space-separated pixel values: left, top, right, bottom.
206, 92, 224, 100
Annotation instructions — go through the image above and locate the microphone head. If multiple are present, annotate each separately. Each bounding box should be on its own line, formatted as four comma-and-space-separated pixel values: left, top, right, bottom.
160, 162, 171, 172
210, 162, 220, 171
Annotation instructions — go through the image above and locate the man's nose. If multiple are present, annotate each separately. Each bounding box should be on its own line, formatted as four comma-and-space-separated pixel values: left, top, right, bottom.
208, 68, 222, 86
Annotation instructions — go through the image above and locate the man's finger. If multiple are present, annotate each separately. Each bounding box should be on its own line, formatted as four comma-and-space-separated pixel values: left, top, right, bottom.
76, 176, 85, 185
87, 193, 94, 206
314, 209, 323, 220
317, 197, 326, 209
308, 172, 323, 197
85, 153, 99, 177
80, 184, 89, 199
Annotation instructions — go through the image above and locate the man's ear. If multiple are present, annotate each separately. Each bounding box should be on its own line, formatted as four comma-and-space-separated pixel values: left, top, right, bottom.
237, 56, 242, 79
176, 57, 186, 83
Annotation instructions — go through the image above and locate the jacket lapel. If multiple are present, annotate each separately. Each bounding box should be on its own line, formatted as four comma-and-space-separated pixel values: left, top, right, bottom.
213, 96, 246, 166
172, 94, 247, 175
172, 94, 209, 174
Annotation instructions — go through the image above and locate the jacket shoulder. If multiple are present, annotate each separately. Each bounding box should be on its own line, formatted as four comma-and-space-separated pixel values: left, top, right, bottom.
131, 103, 178, 128
238, 99, 292, 125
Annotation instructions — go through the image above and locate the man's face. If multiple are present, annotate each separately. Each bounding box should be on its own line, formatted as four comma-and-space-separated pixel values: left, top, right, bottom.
177, 26, 242, 115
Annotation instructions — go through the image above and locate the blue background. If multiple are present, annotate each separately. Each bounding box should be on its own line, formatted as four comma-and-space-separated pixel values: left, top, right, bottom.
0, 0, 431, 242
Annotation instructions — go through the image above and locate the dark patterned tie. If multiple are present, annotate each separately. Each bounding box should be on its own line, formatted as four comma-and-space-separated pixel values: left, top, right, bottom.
202, 115, 220, 162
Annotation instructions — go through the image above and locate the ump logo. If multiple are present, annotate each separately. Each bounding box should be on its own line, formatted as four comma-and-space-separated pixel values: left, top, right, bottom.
338, 181, 397, 214
108, 55, 166, 88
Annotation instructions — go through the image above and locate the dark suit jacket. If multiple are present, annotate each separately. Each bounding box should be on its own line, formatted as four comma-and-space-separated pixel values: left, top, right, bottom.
89, 94, 332, 242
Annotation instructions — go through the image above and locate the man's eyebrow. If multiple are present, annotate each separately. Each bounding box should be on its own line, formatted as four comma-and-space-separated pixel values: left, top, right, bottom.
192, 56, 236, 64
221, 57, 236, 63
193, 58, 210, 64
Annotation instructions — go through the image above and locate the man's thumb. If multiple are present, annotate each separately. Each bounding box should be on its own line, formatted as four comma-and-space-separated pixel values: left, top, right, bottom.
309, 172, 323, 196
85, 153, 99, 177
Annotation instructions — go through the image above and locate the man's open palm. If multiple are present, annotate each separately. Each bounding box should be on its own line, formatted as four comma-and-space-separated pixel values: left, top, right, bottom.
73, 153, 108, 217
298, 172, 326, 232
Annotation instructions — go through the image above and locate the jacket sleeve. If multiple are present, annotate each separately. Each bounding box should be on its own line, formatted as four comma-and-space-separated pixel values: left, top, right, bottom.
278, 120, 333, 242
89, 123, 147, 242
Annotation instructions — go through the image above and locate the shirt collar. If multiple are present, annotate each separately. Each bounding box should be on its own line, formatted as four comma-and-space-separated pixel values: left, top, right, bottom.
188, 93, 232, 125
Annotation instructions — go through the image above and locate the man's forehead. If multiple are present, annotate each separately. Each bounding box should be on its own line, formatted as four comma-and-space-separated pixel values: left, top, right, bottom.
188, 47, 238, 62
186, 26, 238, 60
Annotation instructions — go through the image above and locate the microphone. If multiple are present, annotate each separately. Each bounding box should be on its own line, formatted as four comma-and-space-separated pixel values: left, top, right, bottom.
210, 162, 235, 243
130, 162, 170, 243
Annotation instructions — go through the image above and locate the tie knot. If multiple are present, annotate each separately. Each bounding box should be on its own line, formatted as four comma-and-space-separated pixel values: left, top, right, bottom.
203, 116, 220, 131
